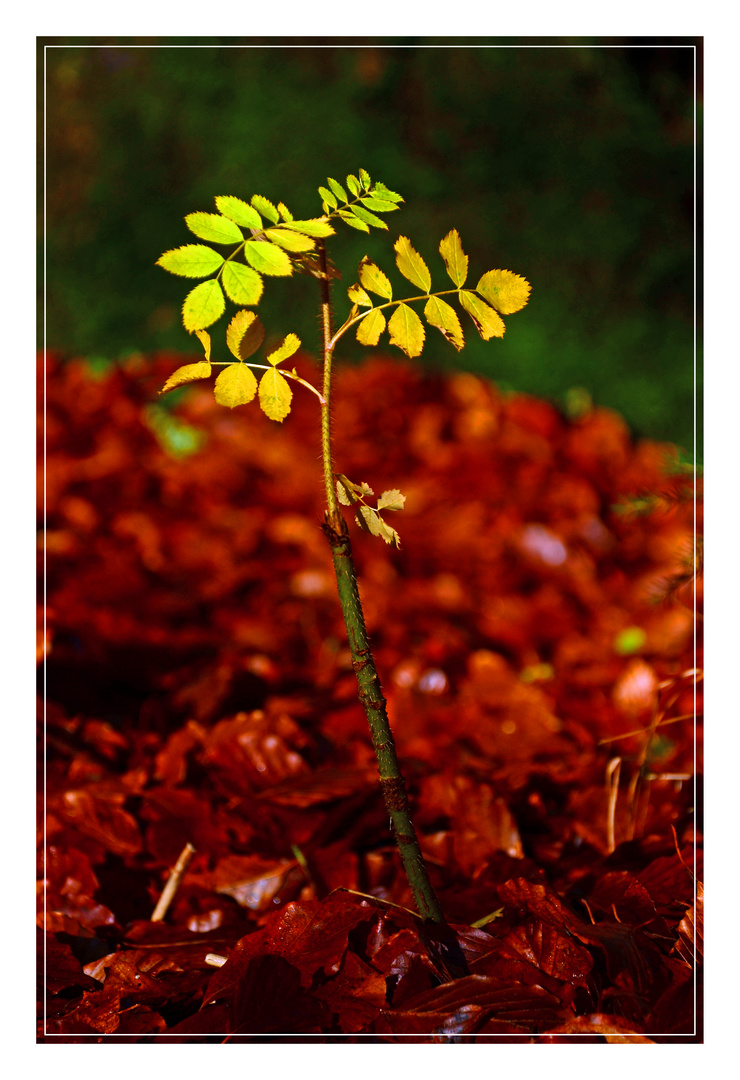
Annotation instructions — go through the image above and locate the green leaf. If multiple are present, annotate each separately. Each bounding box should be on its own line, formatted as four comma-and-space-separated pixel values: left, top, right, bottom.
337, 209, 369, 232
476, 269, 531, 314
350, 204, 387, 230
214, 196, 262, 230
182, 279, 226, 331
159, 360, 212, 395
250, 195, 280, 224
356, 308, 386, 346
424, 296, 465, 351
377, 489, 406, 512
283, 218, 336, 238
214, 363, 258, 408
394, 236, 431, 293
458, 290, 506, 340
277, 202, 293, 221
359, 257, 393, 299
318, 185, 338, 209
259, 367, 292, 422
243, 240, 293, 276
222, 262, 264, 305
346, 174, 360, 196
263, 227, 316, 253
266, 333, 301, 366
439, 229, 468, 288
372, 182, 403, 203
185, 212, 244, 245
348, 283, 372, 307
359, 197, 400, 213
327, 177, 348, 203
358, 168, 371, 190
157, 244, 224, 278
226, 310, 265, 361
388, 302, 425, 358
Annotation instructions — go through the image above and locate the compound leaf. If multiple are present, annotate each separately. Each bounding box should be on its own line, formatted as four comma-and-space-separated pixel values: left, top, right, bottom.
459, 290, 506, 340
182, 279, 226, 331
222, 262, 264, 305
226, 310, 265, 361
214, 196, 262, 230
243, 240, 293, 276
266, 333, 301, 366
159, 360, 212, 395
251, 195, 280, 224
157, 244, 224, 278
476, 269, 532, 314
388, 302, 425, 358
263, 227, 316, 253
259, 367, 292, 422
185, 212, 244, 245
359, 257, 392, 299
283, 219, 335, 238
356, 308, 386, 346
394, 236, 431, 293
439, 229, 468, 288
214, 363, 258, 408
424, 296, 465, 351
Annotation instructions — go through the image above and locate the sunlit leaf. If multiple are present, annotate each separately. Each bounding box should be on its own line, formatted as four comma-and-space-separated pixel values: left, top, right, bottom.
259, 367, 292, 422
318, 186, 338, 209
159, 360, 212, 395
243, 240, 293, 276
182, 279, 226, 331
350, 204, 387, 230
226, 309, 265, 361
214, 363, 259, 409
388, 302, 425, 358
348, 283, 372, 307
222, 262, 264, 305
266, 333, 301, 366
458, 290, 506, 340
156, 245, 224, 278
476, 269, 531, 314
277, 202, 293, 222
359, 197, 400, 213
394, 237, 431, 292
194, 329, 211, 360
185, 212, 244, 245
251, 195, 280, 224
327, 177, 348, 203
263, 227, 316, 253
358, 257, 392, 299
357, 505, 401, 547
372, 182, 403, 203
358, 168, 371, 190
356, 308, 386, 346
439, 229, 468, 288
346, 174, 360, 196
337, 209, 370, 232
214, 196, 262, 230
424, 296, 465, 351
283, 219, 336, 238
377, 489, 405, 512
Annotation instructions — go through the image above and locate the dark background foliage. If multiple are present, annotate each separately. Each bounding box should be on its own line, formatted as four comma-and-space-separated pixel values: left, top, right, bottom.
41, 37, 699, 449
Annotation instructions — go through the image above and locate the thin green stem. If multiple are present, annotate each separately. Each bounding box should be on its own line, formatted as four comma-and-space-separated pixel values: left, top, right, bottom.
316, 240, 445, 924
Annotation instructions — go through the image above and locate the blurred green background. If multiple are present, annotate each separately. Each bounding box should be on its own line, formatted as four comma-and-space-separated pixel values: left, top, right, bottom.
41, 38, 699, 451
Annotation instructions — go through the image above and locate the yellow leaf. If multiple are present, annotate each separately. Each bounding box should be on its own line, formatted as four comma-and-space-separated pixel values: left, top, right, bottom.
214, 363, 258, 408
458, 291, 506, 340
194, 329, 211, 361
439, 229, 468, 288
159, 361, 212, 395
358, 257, 393, 299
259, 367, 292, 422
226, 310, 265, 361
356, 308, 386, 346
266, 333, 301, 367
388, 303, 425, 358
476, 269, 531, 315
424, 296, 464, 352
394, 236, 431, 293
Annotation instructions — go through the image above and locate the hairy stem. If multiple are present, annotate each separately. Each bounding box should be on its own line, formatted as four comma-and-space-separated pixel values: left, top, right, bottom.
316, 240, 445, 924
